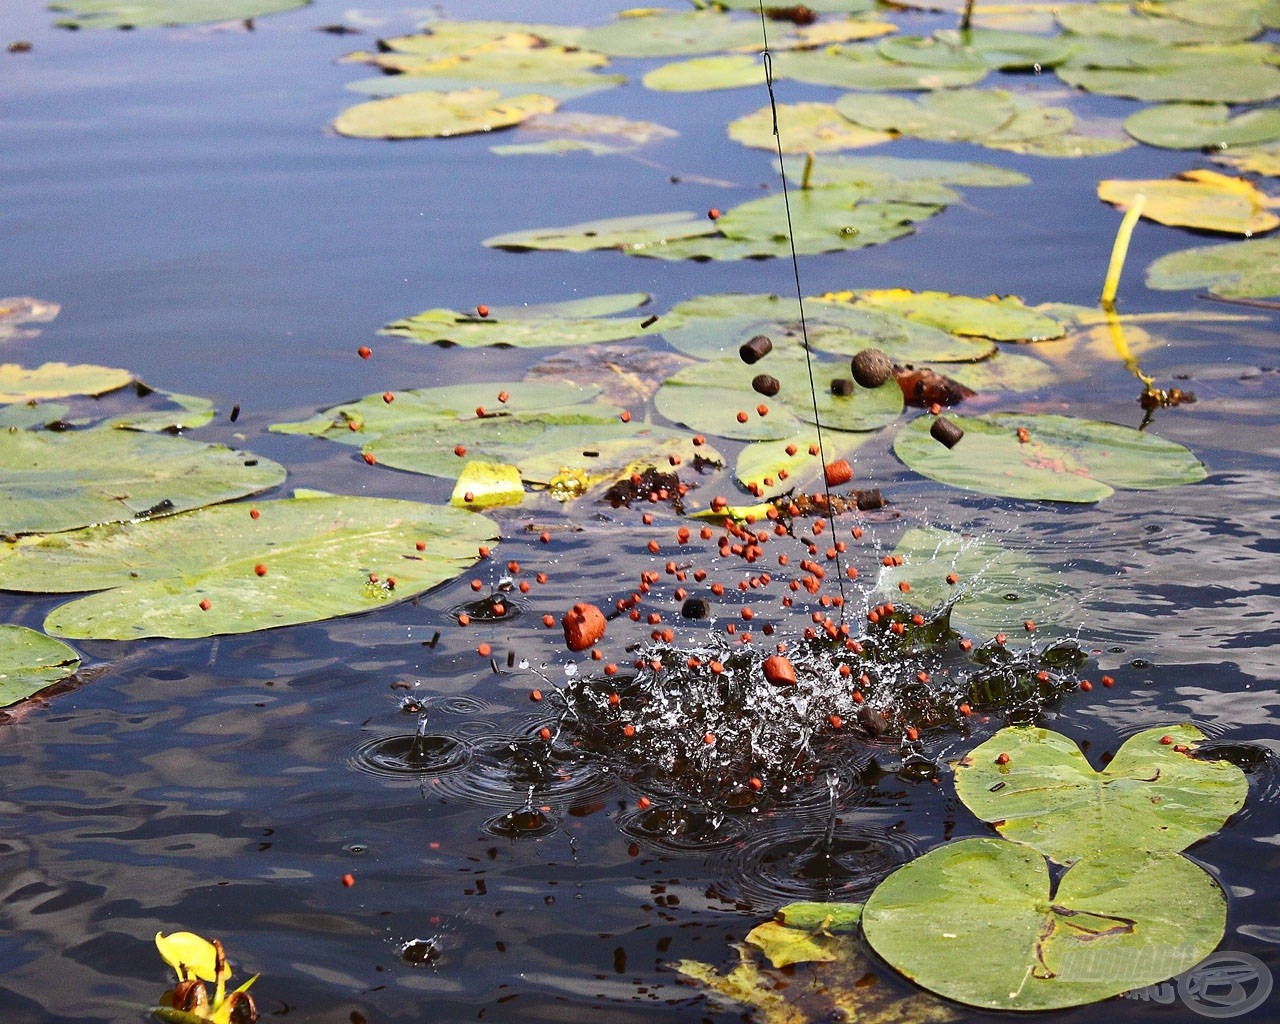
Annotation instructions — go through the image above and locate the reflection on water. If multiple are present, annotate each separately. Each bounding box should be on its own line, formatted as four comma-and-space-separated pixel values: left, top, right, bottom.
2, 3, 1280, 1023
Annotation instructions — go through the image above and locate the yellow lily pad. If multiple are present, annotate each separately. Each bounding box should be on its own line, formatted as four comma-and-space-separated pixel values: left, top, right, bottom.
1097, 169, 1280, 235
333, 88, 557, 139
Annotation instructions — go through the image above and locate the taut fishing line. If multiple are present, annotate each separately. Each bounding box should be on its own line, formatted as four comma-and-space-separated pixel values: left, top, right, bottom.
753, 1, 849, 614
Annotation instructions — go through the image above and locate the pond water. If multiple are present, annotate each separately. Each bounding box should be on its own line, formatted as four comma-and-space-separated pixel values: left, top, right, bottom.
2, 1, 1280, 1022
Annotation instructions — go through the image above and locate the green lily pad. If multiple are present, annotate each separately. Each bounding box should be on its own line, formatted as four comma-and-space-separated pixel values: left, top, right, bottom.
955, 725, 1248, 862
712, 0, 873, 12
736, 432, 875, 499
485, 211, 715, 254
863, 837, 1225, 1011
1146, 236, 1280, 298
775, 43, 988, 90
875, 526, 1064, 639
0, 494, 498, 640
1056, 2, 1264, 45
0, 625, 80, 708
1211, 140, 1280, 176
834, 88, 1019, 142
744, 920, 839, 968
332, 88, 558, 139
0, 298, 59, 342
48, 0, 308, 29
0, 362, 133, 402
944, 350, 1057, 393
729, 101, 894, 153
848, 289, 1065, 342
655, 349, 902, 441
382, 293, 655, 347
775, 901, 862, 933
105, 389, 216, 433
0, 428, 286, 535
893, 412, 1206, 502
1056, 39, 1280, 103
1098, 169, 1280, 235
575, 9, 774, 58
1124, 102, 1280, 149
928, 27, 1077, 69
643, 54, 762, 92
373, 22, 585, 56
363, 46, 609, 86
790, 154, 1030, 188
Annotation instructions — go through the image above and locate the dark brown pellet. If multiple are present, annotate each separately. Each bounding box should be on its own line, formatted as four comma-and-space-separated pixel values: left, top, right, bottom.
931, 416, 964, 448
681, 597, 710, 619
830, 378, 854, 396
739, 335, 773, 365
752, 374, 780, 397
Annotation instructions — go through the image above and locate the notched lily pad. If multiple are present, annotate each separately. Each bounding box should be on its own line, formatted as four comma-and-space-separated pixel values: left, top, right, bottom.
0, 625, 80, 708
955, 725, 1248, 862
893, 411, 1206, 502
332, 88, 557, 139
0, 494, 499, 640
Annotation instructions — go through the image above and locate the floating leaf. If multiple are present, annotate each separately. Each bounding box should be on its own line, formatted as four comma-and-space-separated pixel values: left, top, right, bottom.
776, 43, 988, 90
0, 362, 133, 402
729, 101, 894, 153
655, 349, 902, 441
0, 625, 79, 708
736, 432, 874, 499
107, 389, 216, 432
791, 154, 1030, 188
0, 494, 498, 640
834, 88, 1020, 142
863, 837, 1225, 1011
494, 111, 676, 156
576, 9, 774, 57
954, 725, 1248, 862
332, 88, 557, 139
523, 344, 694, 407
1124, 102, 1280, 150
155, 932, 221, 984
382, 292, 654, 347
847, 289, 1065, 342
0, 298, 59, 342
1210, 140, 1280, 176
485, 211, 715, 253
643, 54, 761, 92
943, 350, 1057, 393
1056, 38, 1280, 103
1097, 169, 1280, 235
928, 27, 1076, 69
1056, 2, 1264, 45
0, 429, 285, 535
363, 46, 609, 85
893, 412, 1206, 502
875, 526, 1064, 639
48, 0, 308, 29
775, 901, 862, 933
1146, 236, 1280, 298
744, 920, 839, 968
451, 461, 523, 509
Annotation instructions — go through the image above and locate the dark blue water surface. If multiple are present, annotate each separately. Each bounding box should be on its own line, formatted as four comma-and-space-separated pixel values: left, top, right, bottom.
2, 2, 1280, 1022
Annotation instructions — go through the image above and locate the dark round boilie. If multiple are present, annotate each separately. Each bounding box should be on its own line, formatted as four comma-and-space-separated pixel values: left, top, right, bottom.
851, 348, 893, 389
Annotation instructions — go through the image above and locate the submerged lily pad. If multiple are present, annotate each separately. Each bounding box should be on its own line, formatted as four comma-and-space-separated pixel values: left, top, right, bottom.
492, 111, 677, 156
729, 101, 894, 154
1146, 236, 1280, 298
1097, 169, 1280, 235
0, 428, 286, 535
0, 625, 80, 708
0, 494, 498, 640
954, 725, 1248, 863
48, 0, 308, 29
1124, 102, 1280, 150
0, 298, 60, 342
332, 88, 557, 139
893, 412, 1206, 502
382, 293, 655, 347
863, 838, 1225, 1011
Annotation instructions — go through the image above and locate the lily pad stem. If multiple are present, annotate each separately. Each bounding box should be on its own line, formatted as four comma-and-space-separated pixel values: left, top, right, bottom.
1101, 193, 1146, 309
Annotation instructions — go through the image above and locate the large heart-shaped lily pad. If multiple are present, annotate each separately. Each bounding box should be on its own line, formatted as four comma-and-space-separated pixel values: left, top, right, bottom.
954, 725, 1248, 863
1, 428, 286, 535
332, 88, 558, 139
0, 494, 498, 640
0, 625, 80, 707
863, 837, 1225, 1011
893, 412, 1206, 502
1146, 236, 1280, 299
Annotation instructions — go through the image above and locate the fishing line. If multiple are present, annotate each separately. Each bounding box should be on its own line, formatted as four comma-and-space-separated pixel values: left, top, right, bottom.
753, 2, 849, 616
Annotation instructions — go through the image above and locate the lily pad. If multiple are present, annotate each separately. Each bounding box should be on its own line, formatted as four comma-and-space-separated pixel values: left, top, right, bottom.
493, 111, 676, 156
928, 27, 1077, 69
0, 298, 59, 342
954, 725, 1249, 862
775, 43, 988, 91
1097, 169, 1280, 235
1146, 236, 1280, 298
363, 46, 610, 87
0, 428, 286, 535
0, 625, 80, 708
863, 837, 1225, 1011
834, 88, 1020, 143
1211, 140, 1280, 176
0, 362, 134, 402
736, 432, 875, 499
48, 0, 308, 29
729, 101, 894, 154
485, 211, 715, 254
382, 293, 655, 347
576, 9, 774, 58
655, 349, 902, 441
332, 88, 557, 139
744, 920, 839, 968
791, 154, 1029, 188
643, 54, 762, 92
0, 494, 498, 640
1056, 39, 1280, 103
1124, 102, 1280, 150
875, 526, 1064, 639
1056, 2, 1264, 45
847, 289, 1065, 342
893, 412, 1206, 502
450, 461, 523, 508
